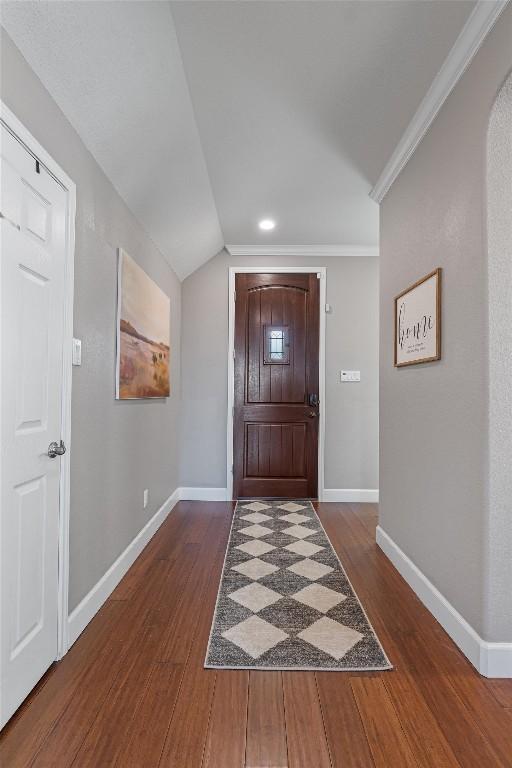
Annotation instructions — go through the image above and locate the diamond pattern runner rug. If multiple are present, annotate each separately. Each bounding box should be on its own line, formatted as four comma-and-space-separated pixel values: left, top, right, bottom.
205, 500, 392, 671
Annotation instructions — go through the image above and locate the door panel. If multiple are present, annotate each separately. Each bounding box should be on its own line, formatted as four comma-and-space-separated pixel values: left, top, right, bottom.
12, 476, 46, 656
233, 273, 319, 499
1, 126, 68, 728
245, 423, 307, 478
16, 260, 50, 431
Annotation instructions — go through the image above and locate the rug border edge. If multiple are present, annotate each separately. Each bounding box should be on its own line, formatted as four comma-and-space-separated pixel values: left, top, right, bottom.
203, 500, 240, 669
204, 662, 394, 672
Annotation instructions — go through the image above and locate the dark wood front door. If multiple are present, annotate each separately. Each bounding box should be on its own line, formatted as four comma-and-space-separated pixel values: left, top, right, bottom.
233, 272, 320, 499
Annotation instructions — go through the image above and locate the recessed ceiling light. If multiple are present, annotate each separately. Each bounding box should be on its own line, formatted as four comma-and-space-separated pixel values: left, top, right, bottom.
258, 218, 276, 231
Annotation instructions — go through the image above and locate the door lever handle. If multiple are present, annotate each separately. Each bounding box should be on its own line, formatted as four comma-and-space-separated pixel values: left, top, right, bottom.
48, 440, 66, 458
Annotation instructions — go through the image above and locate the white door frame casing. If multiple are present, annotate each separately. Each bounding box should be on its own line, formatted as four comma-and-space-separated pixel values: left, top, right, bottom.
0, 101, 76, 659
227, 266, 327, 501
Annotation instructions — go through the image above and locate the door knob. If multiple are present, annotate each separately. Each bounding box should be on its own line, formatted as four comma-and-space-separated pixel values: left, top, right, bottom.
308, 411, 317, 418
48, 440, 66, 458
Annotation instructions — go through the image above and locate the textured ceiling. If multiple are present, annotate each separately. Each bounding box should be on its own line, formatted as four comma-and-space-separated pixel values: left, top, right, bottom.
1, 0, 224, 279
1, 1, 476, 277
170, 0, 475, 249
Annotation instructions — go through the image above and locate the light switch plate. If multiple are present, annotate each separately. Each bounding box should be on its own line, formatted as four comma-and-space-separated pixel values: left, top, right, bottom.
340, 370, 361, 382
143, 489, 149, 508
72, 337, 82, 366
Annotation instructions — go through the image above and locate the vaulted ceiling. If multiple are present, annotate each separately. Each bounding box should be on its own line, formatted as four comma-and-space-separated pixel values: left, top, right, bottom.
1, 1, 476, 278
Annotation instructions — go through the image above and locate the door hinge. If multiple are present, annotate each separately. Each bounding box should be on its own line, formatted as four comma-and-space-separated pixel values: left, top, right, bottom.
232, 406, 234, 417
231, 464, 234, 475
234, 290, 237, 302
233, 348, 236, 360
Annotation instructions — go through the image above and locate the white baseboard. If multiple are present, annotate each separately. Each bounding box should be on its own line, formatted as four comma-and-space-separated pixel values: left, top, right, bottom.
179, 487, 229, 501
177, 487, 379, 503
322, 489, 379, 503
481, 643, 512, 678
178, 487, 379, 503
67, 488, 180, 648
376, 525, 512, 678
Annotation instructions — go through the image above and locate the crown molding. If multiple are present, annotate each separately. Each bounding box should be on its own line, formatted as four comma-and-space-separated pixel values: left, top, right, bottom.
370, 0, 510, 204
225, 244, 379, 258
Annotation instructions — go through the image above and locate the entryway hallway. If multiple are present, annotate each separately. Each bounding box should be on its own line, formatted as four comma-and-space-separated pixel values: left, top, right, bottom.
2, 501, 511, 767
1, 1, 512, 763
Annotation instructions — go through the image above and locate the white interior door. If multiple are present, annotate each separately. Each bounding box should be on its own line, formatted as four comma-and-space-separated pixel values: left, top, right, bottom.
1, 124, 68, 728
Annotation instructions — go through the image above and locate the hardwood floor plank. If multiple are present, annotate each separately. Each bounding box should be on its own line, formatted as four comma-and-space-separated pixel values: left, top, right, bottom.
348, 502, 378, 539
142, 545, 199, 630
348, 575, 506, 766
399, 646, 504, 767
159, 518, 230, 664
156, 648, 217, 766
31, 638, 126, 767
202, 671, 249, 768
350, 677, 417, 768
438, 656, 512, 764
110, 510, 188, 600
245, 672, 288, 768
116, 513, 232, 767
0, 600, 126, 768
113, 558, 213, 766
181, 503, 224, 545
315, 673, 375, 768
114, 662, 184, 767
29, 557, 187, 767
108, 558, 178, 643
381, 668, 461, 768
2, 501, 510, 768
353, 601, 505, 768
487, 679, 512, 709
68, 623, 162, 767
77, 544, 205, 766
157, 514, 232, 766
282, 673, 331, 768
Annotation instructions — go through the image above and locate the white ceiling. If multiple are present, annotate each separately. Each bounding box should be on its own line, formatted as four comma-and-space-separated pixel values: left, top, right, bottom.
171, 0, 475, 250
1, 1, 476, 277
1, 0, 224, 279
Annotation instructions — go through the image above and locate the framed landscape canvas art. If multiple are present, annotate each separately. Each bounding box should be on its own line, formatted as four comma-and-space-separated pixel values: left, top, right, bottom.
394, 268, 441, 367
116, 249, 170, 398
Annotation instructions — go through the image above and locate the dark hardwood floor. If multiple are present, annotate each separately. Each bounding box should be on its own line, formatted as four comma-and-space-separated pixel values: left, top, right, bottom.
1, 501, 511, 767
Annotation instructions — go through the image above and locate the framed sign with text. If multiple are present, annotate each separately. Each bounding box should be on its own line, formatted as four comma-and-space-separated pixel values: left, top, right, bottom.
394, 268, 441, 367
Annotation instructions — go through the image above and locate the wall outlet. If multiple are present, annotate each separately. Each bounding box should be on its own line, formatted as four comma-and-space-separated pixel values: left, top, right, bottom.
143, 489, 149, 508
340, 370, 361, 382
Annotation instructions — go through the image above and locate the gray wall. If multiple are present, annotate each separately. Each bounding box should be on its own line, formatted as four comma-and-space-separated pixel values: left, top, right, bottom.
487, 71, 512, 641
379, 6, 512, 641
1, 30, 182, 612
181, 250, 379, 492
